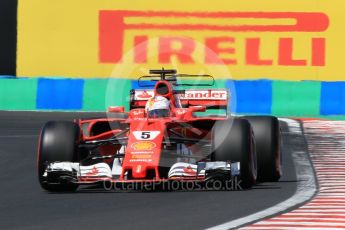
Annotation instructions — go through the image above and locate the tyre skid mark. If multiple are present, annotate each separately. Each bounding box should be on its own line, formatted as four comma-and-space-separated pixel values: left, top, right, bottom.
241, 119, 345, 230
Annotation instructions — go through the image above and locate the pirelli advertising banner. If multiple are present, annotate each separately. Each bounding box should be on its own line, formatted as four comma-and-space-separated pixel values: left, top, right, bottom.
17, 0, 345, 80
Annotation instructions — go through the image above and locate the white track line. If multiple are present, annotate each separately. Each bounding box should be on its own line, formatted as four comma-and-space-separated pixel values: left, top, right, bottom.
244, 227, 345, 230
207, 118, 317, 230
241, 119, 345, 230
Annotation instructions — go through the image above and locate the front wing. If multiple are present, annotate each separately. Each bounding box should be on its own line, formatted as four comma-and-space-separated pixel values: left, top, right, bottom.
43, 161, 240, 186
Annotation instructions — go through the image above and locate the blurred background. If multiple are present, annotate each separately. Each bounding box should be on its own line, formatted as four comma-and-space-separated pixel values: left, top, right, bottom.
0, 0, 344, 118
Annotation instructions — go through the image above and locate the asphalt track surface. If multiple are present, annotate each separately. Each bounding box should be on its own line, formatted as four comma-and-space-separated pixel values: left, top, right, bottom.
0, 112, 299, 230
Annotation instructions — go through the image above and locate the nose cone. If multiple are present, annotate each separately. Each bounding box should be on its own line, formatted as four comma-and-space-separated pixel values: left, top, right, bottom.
132, 165, 147, 178
121, 120, 167, 180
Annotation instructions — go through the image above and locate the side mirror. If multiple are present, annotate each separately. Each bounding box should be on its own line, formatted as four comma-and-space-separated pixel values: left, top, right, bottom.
108, 106, 125, 113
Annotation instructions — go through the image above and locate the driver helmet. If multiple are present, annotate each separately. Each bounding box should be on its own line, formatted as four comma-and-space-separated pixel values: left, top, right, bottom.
145, 95, 170, 118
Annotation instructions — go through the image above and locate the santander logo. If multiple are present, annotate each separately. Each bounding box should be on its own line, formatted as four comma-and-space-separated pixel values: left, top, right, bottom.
183, 166, 197, 176
85, 166, 99, 177
135, 90, 154, 100
137, 90, 152, 99
134, 89, 227, 100
180, 90, 227, 100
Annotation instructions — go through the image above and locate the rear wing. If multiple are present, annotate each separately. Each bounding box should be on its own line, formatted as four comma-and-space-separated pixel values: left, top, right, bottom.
130, 89, 229, 110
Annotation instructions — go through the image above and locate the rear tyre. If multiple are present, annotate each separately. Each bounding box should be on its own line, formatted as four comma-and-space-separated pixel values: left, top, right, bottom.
38, 121, 80, 192
212, 118, 257, 189
243, 116, 282, 182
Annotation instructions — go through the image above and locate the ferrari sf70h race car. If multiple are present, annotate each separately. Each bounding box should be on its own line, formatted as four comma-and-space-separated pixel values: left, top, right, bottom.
37, 69, 282, 192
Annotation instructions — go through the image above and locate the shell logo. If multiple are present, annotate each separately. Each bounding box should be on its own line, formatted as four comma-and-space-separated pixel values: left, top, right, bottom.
131, 141, 156, 151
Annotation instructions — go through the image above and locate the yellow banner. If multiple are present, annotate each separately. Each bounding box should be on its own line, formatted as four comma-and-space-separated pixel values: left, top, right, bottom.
17, 0, 345, 80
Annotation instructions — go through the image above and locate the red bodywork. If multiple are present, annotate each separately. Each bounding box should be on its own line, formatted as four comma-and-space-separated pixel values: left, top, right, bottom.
76, 80, 229, 184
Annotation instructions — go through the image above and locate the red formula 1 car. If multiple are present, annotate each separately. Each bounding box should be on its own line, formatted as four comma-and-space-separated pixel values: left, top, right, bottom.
37, 69, 282, 192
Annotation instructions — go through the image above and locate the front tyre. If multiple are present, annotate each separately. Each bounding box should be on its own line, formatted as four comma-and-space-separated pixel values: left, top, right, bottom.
212, 118, 257, 189
38, 121, 80, 192
243, 116, 282, 182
